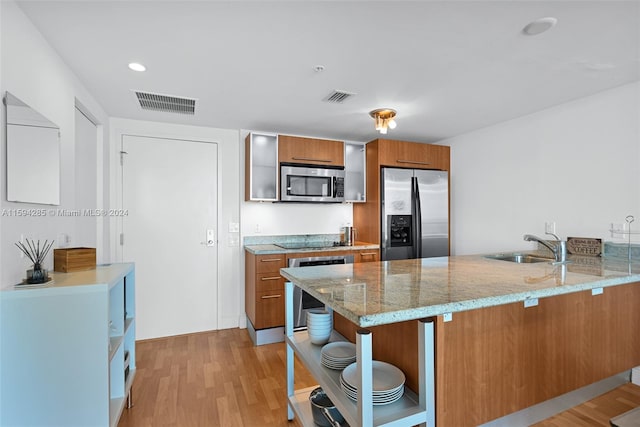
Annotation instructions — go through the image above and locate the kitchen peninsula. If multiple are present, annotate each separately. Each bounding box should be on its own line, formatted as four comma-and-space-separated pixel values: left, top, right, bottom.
280, 254, 640, 426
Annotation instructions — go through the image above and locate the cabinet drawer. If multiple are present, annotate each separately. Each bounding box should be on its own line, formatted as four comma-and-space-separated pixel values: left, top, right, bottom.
355, 251, 379, 263
254, 291, 285, 329
256, 273, 284, 292
256, 255, 286, 274
379, 139, 450, 171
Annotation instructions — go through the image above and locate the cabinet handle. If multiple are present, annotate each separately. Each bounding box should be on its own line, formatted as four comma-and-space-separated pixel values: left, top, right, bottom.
396, 160, 431, 165
360, 252, 377, 257
260, 258, 282, 262
292, 157, 333, 163
261, 276, 281, 281
261, 294, 282, 299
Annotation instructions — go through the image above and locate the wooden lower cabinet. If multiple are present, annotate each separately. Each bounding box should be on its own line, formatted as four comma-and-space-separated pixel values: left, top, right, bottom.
334, 281, 640, 427
254, 290, 285, 330
246, 247, 380, 331
245, 252, 286, 330
354, 250, 378, 263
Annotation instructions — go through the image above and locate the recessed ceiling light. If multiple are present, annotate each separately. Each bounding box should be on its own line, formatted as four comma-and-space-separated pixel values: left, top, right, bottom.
128, 62, 146, 72
522, 17, 557, 36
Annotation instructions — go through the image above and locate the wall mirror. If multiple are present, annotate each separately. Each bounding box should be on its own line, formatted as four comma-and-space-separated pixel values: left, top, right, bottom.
4, 91, 60, 205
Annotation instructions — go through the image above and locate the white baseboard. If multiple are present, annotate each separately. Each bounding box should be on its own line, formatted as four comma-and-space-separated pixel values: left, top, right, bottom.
481, 371, 630, 427
238, 314, 247, 329
632, 366, 640, 385
218, 315, 239, 330
246, 317, 285, 346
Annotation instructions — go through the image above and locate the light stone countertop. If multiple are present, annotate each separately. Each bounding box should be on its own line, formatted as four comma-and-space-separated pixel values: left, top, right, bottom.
245, 242, 379, 255
3, 263, 134, 294
280, 254, 640, 327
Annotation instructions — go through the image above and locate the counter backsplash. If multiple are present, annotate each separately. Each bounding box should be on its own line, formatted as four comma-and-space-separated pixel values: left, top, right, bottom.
244, 234, 342, 247
604, 241, 640, 260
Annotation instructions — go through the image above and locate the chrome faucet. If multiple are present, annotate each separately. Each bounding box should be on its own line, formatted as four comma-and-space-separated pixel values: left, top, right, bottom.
523, 232, 567, 263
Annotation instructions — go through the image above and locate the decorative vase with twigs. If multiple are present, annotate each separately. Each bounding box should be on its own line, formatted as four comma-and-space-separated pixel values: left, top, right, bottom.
15, 239, 54, 284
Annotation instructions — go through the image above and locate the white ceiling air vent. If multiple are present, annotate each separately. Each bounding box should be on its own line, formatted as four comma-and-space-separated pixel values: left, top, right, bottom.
322, 90, 356, 104
134, 91, 196, 114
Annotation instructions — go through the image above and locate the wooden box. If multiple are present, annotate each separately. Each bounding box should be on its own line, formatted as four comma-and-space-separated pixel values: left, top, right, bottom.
54, 247, 96, 272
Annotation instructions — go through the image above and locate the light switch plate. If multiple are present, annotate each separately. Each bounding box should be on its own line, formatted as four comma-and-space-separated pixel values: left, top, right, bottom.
228, 222, 239, 233
545, 221, 556, 234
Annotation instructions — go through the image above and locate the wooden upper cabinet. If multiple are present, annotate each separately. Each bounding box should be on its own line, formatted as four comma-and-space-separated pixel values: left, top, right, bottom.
377, 138, 450, 171
278, 135, 344, 167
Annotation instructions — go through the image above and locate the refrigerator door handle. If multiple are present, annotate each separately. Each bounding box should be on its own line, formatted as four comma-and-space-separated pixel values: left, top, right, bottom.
414, 176, 423, 258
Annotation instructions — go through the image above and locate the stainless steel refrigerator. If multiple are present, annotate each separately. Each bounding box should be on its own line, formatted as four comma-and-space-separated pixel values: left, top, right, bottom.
380, 168, 449, 260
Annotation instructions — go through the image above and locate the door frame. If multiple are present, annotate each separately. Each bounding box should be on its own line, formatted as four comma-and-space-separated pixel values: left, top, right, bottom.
74, 98, 106, 262
109, 119, 242, 331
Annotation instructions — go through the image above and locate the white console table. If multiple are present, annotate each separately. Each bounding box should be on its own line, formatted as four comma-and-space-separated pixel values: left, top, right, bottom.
0, 263, 136, 427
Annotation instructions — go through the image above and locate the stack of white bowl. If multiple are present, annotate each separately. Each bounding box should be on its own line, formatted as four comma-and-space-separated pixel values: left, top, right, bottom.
307, 309, 332, 345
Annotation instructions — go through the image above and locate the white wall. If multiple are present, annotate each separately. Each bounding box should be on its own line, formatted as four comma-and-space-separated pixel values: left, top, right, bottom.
109, 118, 242, 330
441, 82, 640, 255
242, 202, 353, 237
0, 0, 110, 288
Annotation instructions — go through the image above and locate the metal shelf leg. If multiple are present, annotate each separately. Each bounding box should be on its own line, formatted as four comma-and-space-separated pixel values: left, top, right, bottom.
419, 318, 436, 427
356, 329, 373, 426
285, 281, 294, 421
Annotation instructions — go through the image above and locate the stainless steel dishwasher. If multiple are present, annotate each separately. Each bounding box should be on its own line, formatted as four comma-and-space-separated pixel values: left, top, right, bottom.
288, 254, 354, 330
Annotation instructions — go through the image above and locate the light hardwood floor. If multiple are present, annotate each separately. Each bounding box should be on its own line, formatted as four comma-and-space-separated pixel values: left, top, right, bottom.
533, 382, 640, 427
117, 328, 315, 427
118, 328, 640, 427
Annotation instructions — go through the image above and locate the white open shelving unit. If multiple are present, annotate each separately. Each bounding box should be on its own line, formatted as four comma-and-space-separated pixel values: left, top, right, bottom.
284, 281, 436, 427
0, 263, 136, 427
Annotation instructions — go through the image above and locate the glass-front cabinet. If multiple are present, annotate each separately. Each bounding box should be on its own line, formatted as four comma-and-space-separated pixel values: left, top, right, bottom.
344, 142, 366, 202
245, 134, 367, 203
245, 132, 278, 201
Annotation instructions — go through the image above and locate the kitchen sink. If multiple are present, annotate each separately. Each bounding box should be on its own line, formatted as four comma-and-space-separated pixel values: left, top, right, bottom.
484, 253, 552, 263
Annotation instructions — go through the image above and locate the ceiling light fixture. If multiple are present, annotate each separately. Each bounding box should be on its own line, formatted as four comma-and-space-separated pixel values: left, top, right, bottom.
522, 17, 557, 36
369, 108, 397, 134
128, 62, 146, 72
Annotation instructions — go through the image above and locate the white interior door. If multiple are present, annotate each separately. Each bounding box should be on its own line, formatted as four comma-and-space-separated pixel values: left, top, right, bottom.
122, 135, 218, 340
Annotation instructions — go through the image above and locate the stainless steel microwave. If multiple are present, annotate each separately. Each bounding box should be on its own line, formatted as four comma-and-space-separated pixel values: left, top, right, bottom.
280, 164, 345, 202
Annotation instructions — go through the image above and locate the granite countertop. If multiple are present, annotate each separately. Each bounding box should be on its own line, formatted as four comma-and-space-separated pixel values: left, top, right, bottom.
245, 241, 379, 255
280, 254, 640, 327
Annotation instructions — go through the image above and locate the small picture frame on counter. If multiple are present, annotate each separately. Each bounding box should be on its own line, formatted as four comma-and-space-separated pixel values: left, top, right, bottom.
566, 237, 602, 256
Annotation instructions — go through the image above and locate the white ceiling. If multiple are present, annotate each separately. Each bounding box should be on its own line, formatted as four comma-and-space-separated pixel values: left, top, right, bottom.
16, 1, 640, 143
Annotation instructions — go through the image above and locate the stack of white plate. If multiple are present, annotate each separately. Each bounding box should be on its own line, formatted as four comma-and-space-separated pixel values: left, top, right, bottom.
307, 309, 332, 345
320, 341, 356, 370
340, 361, 405, 405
